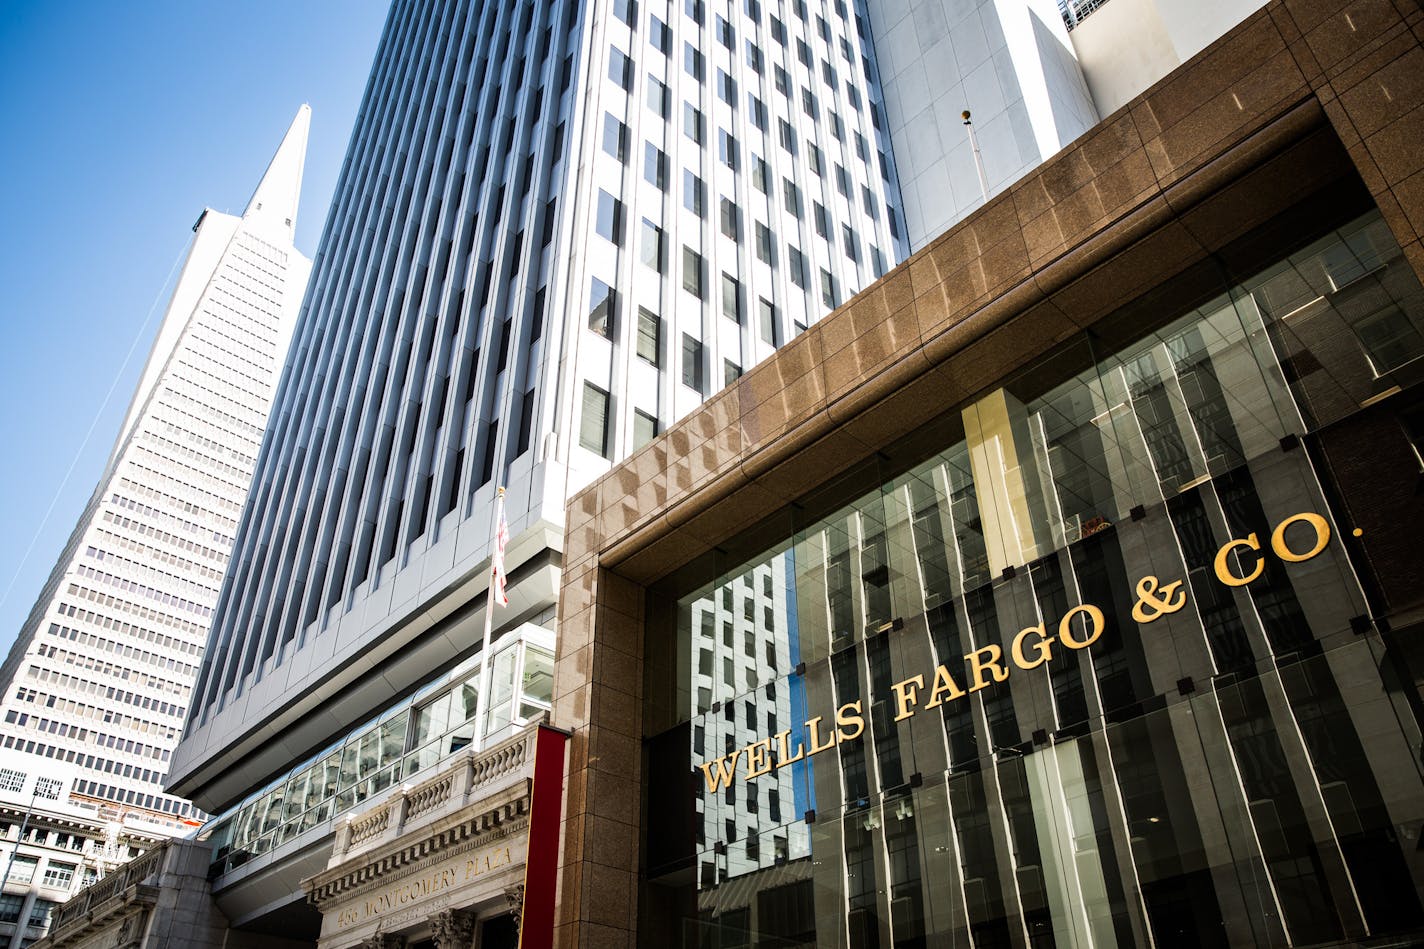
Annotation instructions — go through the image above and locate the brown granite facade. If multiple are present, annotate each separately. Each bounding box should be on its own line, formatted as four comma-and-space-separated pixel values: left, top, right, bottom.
551, 0, 1424, 945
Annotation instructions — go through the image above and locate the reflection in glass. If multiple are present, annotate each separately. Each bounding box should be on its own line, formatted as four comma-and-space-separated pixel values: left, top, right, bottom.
644, 211, 1424, 946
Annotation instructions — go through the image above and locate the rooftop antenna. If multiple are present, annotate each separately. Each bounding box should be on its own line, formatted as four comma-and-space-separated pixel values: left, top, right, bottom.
963, 110, 990, 202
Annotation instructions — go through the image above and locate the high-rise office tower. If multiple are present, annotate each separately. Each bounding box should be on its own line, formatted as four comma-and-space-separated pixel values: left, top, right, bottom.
0, 107, 312, 860
167, 0, 908, 931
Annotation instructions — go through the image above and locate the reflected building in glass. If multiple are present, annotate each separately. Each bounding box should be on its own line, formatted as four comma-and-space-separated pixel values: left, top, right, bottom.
628, 194, 1424, 945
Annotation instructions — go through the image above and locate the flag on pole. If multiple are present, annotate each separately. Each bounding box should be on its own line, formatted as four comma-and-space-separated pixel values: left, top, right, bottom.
491, 487, 509, 607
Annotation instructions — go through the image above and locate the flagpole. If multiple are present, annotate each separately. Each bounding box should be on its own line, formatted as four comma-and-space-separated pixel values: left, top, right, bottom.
472, 485, 506, 753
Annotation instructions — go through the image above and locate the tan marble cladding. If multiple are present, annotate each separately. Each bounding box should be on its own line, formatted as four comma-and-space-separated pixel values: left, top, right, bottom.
553, 568, 643, 949
551, 1, 1424, 946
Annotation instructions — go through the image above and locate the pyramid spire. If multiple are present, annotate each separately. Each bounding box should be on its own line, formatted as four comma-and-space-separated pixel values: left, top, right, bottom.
244, 104, 310, 243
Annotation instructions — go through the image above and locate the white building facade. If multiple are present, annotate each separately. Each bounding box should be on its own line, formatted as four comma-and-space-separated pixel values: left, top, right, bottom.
0, 763, 172, 949
0, 106, 313, 875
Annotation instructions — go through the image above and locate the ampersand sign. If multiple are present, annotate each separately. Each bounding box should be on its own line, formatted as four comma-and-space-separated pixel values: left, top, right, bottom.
1132, 575, 1187, 624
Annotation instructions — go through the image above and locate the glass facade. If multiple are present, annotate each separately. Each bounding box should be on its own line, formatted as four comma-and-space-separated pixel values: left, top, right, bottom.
642, 208, 1424, 946
204, 625, 554, 876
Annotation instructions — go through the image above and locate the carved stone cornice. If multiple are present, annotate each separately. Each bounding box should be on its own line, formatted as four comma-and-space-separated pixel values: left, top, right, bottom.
303, 783, 530, 908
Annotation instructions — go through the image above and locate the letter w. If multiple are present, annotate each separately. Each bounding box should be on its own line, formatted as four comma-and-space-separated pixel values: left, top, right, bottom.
699, 749, 742, 793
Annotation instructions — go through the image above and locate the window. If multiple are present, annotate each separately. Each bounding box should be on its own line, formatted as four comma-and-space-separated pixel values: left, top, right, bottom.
647, 76, 671, 117
682, 247, 706, 298
9, 856, 36, 884
801, 87, 819, 119
820, 268, 838, 308
634, 409, 659, 448
808, 142, 824, 176
719, 198, 741, 241
814, 202, 831, 239
0, 895, 21, 924
602, 113, 629, 162
684, 43, 704, 81
0, 768, 23, 792
771, 15, 786, 43
716, 14, 735, 47
842, 224, 859, 262
637, 308, 662, 365
829, 111, 845, 141
717, 69, 737, 105
774, 64, 790, 95
777, 119, 796, 155
686, 0, 705, 24
517, 388, 536, 455
755, 222, 773, 264
684, 102, 705, 143
752, 155, 769, 192
580, 383, 610, 457
608, 46, 633, 90
684, 170, 706, 217
30, 898, 57, 929
758, 298, 778, 344
650, 14, 671, 52
615, 0, 638, 24
855, 131, 869, 161
796, 39, 812, 66
871, 244, 886, 277
725, 358, 743, 384
748, 94, 767, 130
718, 129, 739, 170
789, 246, 807, 287
836, 163, 851, 197
41, 861, 75, 889
589, 278, 616, 337
1355, 306, 1424, 374
722, 273, 742, 322
682, 335, 706, 391
746, 40, 764, 74
640, 219, 666, 273
783, 179, 801, 217
861, 185, 878, 219
595, 190, 625, 245
645, 143, 668, 190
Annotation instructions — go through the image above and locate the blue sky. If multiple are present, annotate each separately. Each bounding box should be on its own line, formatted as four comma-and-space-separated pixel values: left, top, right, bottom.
0, 2, 389, 657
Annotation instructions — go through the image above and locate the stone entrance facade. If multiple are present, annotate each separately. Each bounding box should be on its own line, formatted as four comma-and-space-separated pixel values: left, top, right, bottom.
303, 722, 566, 949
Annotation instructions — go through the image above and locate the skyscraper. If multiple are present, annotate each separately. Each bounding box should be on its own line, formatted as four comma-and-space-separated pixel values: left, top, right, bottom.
0, 106, 313, 935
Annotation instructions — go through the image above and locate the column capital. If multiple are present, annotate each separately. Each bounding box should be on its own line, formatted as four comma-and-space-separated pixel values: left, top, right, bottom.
431, 908, 477, 949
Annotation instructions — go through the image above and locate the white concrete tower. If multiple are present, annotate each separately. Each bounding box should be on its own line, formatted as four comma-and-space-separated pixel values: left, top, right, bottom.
0, 107, 313, 852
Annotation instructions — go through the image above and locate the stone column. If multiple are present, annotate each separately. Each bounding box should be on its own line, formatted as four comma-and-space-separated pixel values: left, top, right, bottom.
431, 908, 477, 949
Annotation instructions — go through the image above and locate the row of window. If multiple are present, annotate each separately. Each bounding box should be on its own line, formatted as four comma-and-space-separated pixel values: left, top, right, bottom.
2, 731, 174, 789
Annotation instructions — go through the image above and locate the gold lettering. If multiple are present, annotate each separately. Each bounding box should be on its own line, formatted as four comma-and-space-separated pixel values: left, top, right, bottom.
774, 729, 804, 767
1214, 533, 1264, 586
806, 715, 838, 755
967, 644, 1010, 692
1058, 604, 1104, 649
745, 738, 773, 780
699, 748, 743, 793
1271, 512, 1330, 563
835, 700, 865, 741
1011, 624, 1054, 670
891, 674, 924, 721
923, 664, 965, 708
